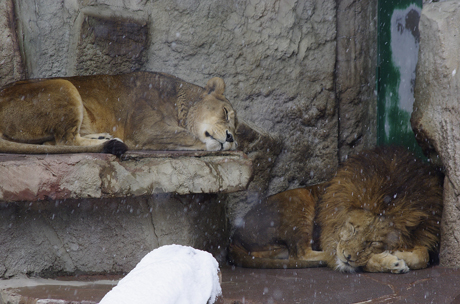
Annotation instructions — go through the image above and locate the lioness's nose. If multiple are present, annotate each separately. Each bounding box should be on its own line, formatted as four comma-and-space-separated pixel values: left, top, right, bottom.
226, 130, 234, 142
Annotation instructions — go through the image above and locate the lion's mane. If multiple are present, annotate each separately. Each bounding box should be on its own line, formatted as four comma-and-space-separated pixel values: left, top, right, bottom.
318, 146, 443, 271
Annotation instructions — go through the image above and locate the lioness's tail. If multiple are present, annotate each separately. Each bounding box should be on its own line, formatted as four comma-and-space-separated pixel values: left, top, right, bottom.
0, 137, 128, 157
228, 243, 326, 269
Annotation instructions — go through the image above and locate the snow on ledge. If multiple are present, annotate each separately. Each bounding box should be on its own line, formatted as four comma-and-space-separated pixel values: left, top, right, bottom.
0, 150, 252, 202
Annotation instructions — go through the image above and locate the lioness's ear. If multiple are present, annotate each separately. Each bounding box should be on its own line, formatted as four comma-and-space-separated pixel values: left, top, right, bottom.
204, 77, 225, 96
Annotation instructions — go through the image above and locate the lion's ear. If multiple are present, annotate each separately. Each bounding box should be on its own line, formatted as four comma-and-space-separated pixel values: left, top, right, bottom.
204, 77, 226, 97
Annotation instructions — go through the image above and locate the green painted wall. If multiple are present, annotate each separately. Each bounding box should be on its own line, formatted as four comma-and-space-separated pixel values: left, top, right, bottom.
377, 0, 425, 157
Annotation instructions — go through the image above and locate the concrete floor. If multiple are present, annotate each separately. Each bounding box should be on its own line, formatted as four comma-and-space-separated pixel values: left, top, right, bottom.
221, 266, 460, 304
1, 265, 460, 303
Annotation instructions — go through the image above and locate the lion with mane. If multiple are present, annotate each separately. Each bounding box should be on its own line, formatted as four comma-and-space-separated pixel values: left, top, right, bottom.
229, 146, 443, 273
0, 71, 237, 156
319, 146, 443, 273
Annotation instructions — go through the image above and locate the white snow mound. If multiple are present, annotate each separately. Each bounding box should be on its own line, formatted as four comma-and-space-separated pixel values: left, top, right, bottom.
99, 245, 222, 304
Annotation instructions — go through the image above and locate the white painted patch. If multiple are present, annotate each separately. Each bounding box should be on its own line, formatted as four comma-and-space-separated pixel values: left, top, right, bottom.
390, 4, 422, 114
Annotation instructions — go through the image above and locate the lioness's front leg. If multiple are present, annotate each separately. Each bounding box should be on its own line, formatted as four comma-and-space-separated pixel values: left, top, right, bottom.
393, 246, 430, 270
128, 126, 208, 151
363, 252, 409, 273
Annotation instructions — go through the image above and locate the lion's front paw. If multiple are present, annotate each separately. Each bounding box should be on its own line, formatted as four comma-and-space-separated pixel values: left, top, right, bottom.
365, 252, 409, 273
387, 256, 409, 274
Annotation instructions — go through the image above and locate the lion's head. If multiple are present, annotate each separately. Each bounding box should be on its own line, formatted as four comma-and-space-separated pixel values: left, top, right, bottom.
334, 210, 401, 272
187, 77, 237, 151
318, 146, 443, 273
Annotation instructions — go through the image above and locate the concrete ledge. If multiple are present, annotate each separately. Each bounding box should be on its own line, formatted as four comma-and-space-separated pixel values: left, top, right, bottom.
0, 151, 252, 202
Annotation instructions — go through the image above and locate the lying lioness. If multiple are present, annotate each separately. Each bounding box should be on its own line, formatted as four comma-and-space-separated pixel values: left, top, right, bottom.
0, 72, 237, 156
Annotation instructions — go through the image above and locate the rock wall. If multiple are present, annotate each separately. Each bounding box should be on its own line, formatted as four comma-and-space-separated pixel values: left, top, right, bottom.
0, 194, 227, 278
0, 0, 23, 86
336, 0, 378, 161
411, 1, 460, 267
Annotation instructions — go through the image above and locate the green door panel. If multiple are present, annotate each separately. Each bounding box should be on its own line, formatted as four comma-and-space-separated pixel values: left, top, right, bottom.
377, 0, 425, 158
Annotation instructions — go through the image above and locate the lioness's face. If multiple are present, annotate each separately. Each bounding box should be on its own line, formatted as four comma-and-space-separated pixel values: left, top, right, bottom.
190, 95, 237, 151
186, 76, 237, 151
195, 97, 237, 151
335, 210, 399, 272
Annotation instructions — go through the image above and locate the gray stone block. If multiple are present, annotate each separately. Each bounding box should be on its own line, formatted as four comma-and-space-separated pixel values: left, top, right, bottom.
411, 1, 460, 267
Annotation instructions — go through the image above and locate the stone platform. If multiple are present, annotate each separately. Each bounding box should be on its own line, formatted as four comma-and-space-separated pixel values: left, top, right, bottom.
0, 151, 252, 278
0, 151, 252, 202
1, 266, 460, 303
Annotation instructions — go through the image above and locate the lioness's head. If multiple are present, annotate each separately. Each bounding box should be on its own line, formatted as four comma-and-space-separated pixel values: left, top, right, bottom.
335, 210, 400, 272
187, 77, 237, 151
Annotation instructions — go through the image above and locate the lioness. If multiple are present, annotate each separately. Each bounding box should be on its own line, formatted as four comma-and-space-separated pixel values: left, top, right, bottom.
0, 72, 237, 156
229, 147, 443, 273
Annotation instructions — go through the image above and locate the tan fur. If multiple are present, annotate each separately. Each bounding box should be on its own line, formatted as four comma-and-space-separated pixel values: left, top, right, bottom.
318, 146, 443, 273
228, 188, 328, 268
0, 72, 237, 155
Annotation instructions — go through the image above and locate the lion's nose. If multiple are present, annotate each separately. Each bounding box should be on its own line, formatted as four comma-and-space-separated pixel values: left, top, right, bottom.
226, 130, 234, 142
343, 250, 352, 261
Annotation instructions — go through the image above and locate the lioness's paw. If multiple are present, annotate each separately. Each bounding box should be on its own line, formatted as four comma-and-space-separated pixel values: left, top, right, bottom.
83, 133, 114, 141
222, 141, 237, 151
205, 140, 223, 151
103, 139, 128, 157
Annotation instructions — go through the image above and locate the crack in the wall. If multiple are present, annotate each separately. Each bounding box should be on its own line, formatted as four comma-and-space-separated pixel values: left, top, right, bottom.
33, 216, 76, 273
146, 198, 160, 248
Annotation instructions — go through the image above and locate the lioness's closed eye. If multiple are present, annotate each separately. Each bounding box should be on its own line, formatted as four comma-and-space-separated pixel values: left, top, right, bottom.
0, 72, 237, 156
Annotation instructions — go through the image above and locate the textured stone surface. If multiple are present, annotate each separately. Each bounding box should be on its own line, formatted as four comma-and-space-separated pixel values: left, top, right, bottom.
411, 1, 460, 267
0, 0, 24, 87
336, 0, 378, 161
0, 151, 252, 202
70, 6, 149, 75
0, 194, 228, 278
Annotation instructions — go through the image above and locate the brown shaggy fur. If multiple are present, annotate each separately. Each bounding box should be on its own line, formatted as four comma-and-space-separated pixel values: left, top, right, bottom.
228, 188, 327, 268
318, 146, 443, 273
